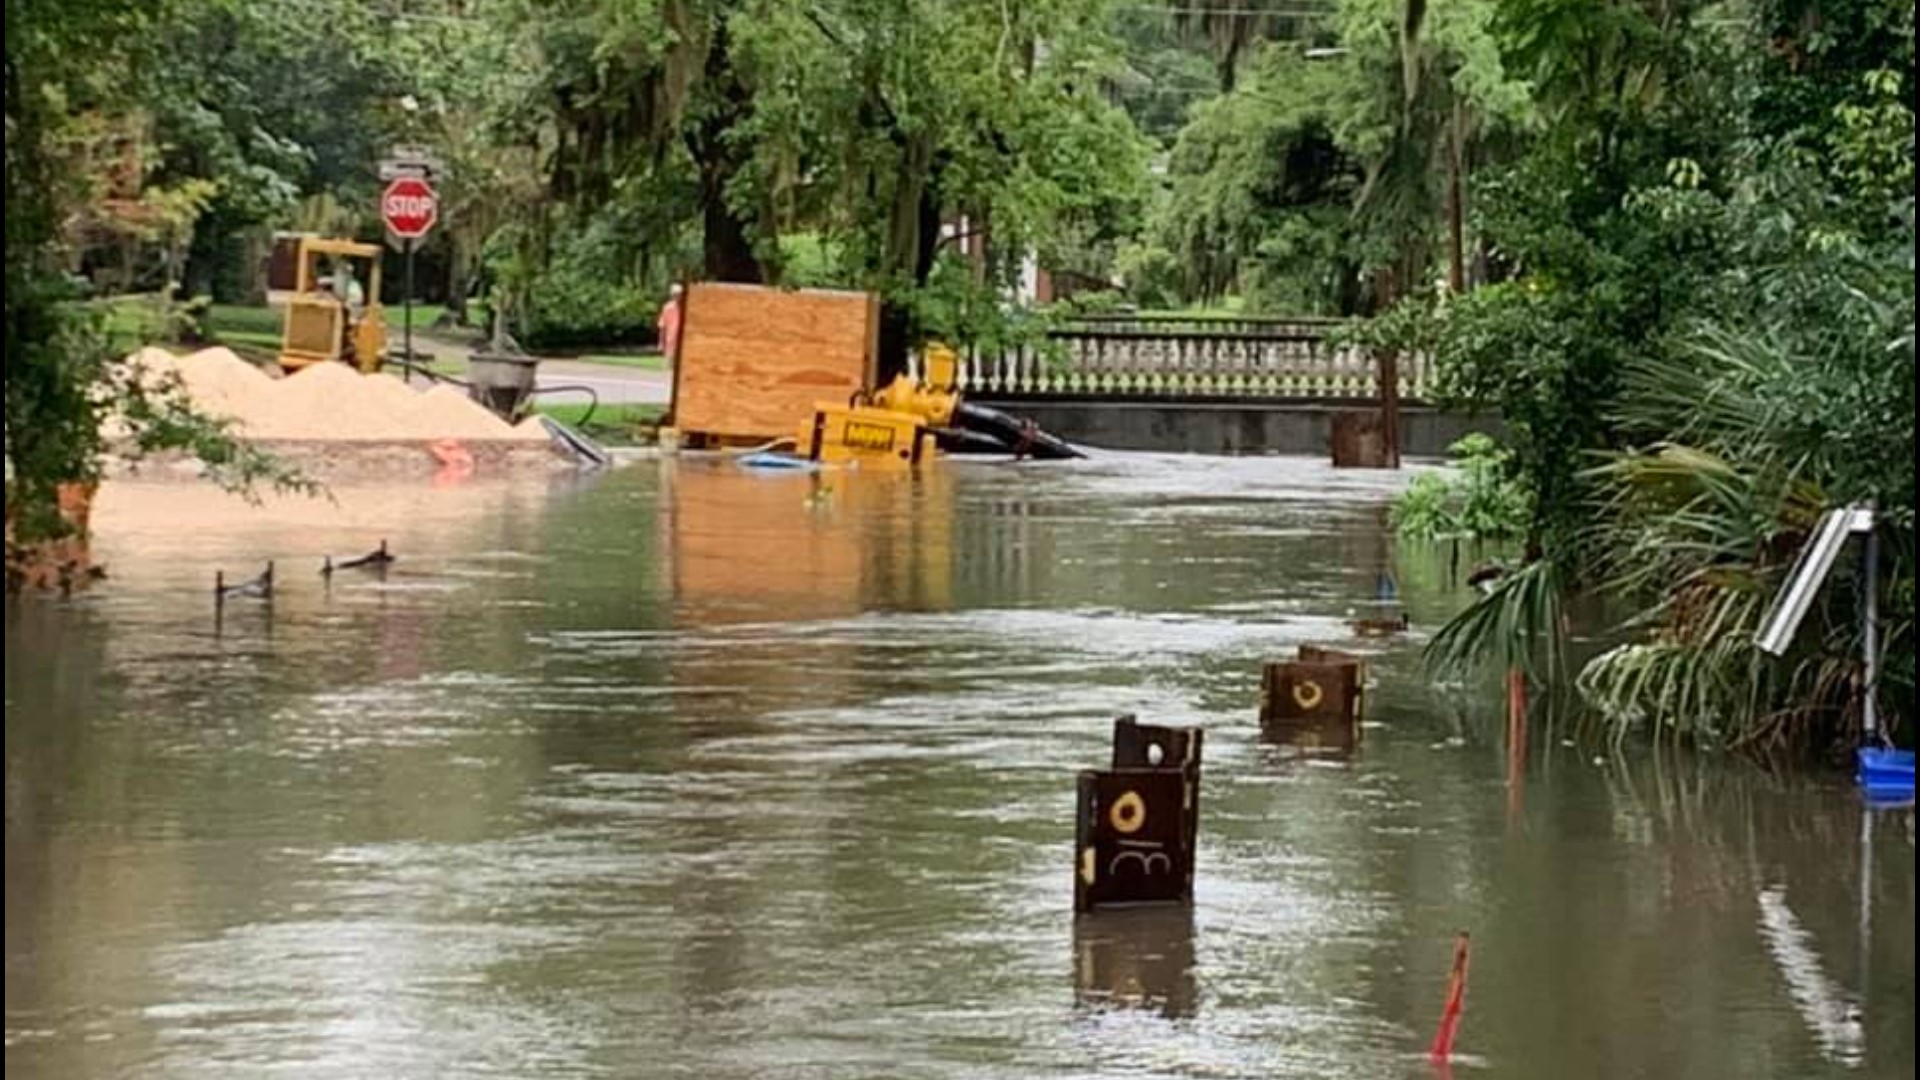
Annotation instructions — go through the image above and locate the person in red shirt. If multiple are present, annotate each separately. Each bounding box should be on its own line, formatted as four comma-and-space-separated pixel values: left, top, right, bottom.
657, 283, 685, 364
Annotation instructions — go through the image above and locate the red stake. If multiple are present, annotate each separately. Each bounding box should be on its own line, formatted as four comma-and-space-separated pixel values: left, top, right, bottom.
1429, 932, 1472, 1064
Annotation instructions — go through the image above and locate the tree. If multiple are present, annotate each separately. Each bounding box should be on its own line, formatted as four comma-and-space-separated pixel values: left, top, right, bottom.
1156, 45, 1357, 309
1326, 0, 1530, 305
1110, 9, 1222, 144
1168, 0, 1331, 92
6, 0, 304, 565
146, 0, 418, 300
1391, 0, 1916, 753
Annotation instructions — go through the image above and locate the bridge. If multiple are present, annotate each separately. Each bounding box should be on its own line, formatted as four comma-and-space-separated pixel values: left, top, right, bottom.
947, 314, 1492, 458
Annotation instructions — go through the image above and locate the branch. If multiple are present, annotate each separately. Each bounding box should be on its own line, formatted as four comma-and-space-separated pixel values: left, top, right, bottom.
934, 227, 989, 256
802, 7, 845, 50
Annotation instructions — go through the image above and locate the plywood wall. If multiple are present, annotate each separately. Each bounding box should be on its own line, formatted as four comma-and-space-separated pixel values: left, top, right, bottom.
671, 284, 880, 442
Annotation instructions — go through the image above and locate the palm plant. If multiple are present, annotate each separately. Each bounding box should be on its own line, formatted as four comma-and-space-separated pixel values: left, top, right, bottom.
1577, 438, 1830, 751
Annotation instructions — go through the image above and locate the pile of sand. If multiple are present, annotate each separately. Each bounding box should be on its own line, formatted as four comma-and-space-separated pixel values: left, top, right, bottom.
125, 348, 548, 444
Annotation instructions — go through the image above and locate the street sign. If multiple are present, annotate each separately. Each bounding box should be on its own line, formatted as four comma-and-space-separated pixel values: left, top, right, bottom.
379, 144, 442, 182
381, 177, 438, 240
380, 176, 438, 381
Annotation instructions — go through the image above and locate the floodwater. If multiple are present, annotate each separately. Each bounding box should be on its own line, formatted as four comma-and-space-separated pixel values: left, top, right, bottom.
6, 455, 1914, 1080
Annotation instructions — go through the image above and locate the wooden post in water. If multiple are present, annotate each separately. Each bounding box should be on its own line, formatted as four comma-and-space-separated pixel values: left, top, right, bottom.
1297, 645, 1369, 726
1075, 717, 1203, 914
1260, 658, 1364, 753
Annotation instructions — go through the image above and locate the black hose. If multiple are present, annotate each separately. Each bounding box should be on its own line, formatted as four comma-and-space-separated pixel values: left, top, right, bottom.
931, 426, 1014, 455
385, 357, 459, 386
528, 385, 600, 429
953, 401, 1084, 460
385, 359, 599, 428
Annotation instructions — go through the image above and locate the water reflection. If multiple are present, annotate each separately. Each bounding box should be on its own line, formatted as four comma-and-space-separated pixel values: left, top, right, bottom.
4, 458, 1915, 1080
1073, 906, 1199, 1019
1259, 716, 1361, 758
662, 461, 956, 626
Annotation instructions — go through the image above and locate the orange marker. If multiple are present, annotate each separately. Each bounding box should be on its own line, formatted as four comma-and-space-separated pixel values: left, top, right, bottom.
1429, 932, 1471, 1063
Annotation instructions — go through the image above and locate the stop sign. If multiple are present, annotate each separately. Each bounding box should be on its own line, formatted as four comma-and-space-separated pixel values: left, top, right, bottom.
382, 177, 438, 240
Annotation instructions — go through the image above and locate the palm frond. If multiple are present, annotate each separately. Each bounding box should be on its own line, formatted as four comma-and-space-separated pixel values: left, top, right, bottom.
1425, 557, 1569, 682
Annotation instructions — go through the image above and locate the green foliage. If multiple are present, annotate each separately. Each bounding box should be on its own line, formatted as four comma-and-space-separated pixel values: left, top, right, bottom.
1110, 12, 1220, 142
779, 234, 850, 290
1166, 0, 1317, 93
1391, 433, 1532, 542
1574, 227, 1916, 750
1359, 0, 1918, 755
1328, 0, 1531, 289
1426, 557, 1571, 682
1156, 45, 1356, 309
484, 0, 1151, 359
534, 402, 664, 446
1114, 241, 1184, 310
519, 266, 663, 353
896, 254, 1064, 368
7, 0, 316, 558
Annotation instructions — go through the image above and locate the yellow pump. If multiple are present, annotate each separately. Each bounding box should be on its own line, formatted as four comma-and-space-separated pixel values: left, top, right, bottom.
789, 342, 1080, 467
795, 344, 962, 468
868, 343, 961, 428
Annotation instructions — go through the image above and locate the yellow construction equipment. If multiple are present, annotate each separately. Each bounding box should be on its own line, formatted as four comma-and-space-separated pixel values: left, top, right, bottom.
797, 402, 939, 468
792, 343, 1081, 467
276, 237, 387, 374
794, 345, 956, 468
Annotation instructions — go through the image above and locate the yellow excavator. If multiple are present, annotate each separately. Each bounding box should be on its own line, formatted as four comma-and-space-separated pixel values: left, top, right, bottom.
791, 345, 1081, 468
273, 237, 387, 374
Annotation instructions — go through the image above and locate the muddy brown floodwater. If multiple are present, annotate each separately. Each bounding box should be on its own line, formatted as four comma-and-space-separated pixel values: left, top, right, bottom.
6, 454, 1915, 1079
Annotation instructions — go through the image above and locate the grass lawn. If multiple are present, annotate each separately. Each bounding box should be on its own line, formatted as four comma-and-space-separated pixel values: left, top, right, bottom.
101, 297, 168, 350
535, 402, 664, 446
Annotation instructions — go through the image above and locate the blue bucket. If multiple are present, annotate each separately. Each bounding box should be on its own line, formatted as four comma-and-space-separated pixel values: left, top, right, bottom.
1858, 748, 1915, 803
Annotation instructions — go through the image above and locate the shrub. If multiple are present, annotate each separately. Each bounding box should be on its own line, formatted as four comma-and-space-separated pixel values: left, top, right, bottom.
1391, 434, 1532, 543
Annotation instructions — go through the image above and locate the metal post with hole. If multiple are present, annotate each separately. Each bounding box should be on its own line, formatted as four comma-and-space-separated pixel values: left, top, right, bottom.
403, 237, 415, 384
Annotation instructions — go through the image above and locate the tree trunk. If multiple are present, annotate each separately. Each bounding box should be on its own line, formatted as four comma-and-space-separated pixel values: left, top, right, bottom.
1378, 347, 1402, 469
1218, 35, 1242, 94
1335, 260, 1365, 316
692, 18, 765, 284
442, 234, 463, 322
701, 187, 763, 283
876, 172, 945, 383
1446, 101, 1468, 295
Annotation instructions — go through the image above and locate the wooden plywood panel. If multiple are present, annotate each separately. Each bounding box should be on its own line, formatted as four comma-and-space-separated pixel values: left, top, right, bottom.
673, 283, 879, 442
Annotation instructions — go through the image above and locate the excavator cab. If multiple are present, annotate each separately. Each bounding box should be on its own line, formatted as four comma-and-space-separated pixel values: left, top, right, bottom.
274, 237, 387, 374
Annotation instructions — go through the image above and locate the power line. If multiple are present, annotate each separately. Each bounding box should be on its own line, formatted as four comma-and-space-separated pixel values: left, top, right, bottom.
1115, 4, 1338, 16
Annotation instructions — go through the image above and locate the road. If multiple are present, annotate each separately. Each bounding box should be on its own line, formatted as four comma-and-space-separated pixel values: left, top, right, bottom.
534, 360, 671, 407
406, 331, 672, 407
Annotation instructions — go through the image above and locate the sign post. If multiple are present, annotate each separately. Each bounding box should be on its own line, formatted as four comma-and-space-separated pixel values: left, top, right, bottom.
380, 175, 438, 381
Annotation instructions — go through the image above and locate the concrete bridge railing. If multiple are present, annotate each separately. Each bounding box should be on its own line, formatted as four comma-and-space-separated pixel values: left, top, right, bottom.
951, 314, 1435, 403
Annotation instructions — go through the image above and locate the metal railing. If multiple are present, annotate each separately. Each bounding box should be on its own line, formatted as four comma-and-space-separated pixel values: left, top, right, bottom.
954, 316, 1433, 402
